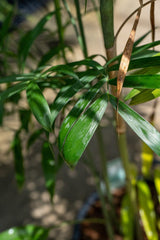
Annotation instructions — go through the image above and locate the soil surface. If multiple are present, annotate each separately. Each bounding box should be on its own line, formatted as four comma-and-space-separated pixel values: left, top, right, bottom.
76, 182, 160, 240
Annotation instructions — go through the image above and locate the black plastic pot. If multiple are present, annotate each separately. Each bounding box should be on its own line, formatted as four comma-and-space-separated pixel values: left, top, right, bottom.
72, 158, 126, 240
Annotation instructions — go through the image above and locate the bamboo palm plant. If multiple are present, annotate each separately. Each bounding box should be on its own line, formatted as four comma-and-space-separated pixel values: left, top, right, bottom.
0, 0, 160, 239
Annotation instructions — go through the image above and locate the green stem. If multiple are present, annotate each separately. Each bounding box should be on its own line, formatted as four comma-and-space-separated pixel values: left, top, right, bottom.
118, 134, 142, 239
96, 127, 112, 202
96, 126, 117, 228
54, 0, 67, 63
100, 1, 142, 239
85, 147, 114, 240
62, 0, 83, 52
74, 0, 88, 58
100, 0, 114, 49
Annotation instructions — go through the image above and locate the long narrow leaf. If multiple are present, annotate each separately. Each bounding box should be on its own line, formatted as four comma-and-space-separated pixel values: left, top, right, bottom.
27, 129, 44, 149
74, 0, 88, 58
58, 78, 106, 150
0, 10, 13, 47
50, 69, 99, 124
62, 0, 83, 52
68, 58, 103, 71
109, 56, 160, 72
0, 74, 34, 83
43, 64, 79, 81
26, 81, 52, 132
11, 131, 25, 188
124, 89, 141, 101
0, 82, 27, 103
132, 40, 160, 56
38, 45, 63, 67
109, 94, 160, 156
137, 181, 158, 240
120, 194, 133, 240
44, 58, 103, 77
130, 89, 160, 105
141, 141, 154, 177
18, 11, 55, 69
133, 30, 152, 48
106, 41, 160, 68
61, 94, 108, 167
0, 103, 3, 125
109, 75, 160, 89
42, 141, 56, 199
154, 167, 160, 204
54, 0, 66, 62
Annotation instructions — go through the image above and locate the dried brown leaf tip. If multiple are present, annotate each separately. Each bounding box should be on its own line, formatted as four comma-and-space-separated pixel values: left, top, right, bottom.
116, 4, 142, 104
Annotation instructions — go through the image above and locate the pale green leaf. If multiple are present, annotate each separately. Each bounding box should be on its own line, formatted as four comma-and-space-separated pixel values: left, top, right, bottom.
130, 89, 160, 105
137, 181, 158, 240
120, 194, 133, 240
154, 167, 160, 205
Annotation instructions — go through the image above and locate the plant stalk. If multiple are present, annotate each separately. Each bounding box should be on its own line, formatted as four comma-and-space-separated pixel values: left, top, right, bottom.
96, 126, 117, 229
96, 127, 113, 203
85, 147, 114, 240
54, 0, 67, 63
74, 0, 88, 58
100, 0, 142, 239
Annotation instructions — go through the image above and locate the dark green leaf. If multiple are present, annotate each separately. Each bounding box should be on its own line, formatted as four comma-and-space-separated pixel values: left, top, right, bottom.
11, 131, 25, 188
106, 41, 160, 67
68, 58, 103, 71
109, 75, 160, 89
38, 45, 62, 67
0, 225, 49, 240
26, 81, 52, 132
43, 64, 79, 81
109, 94, 160, 156
18, 11, 55, 68
19, 109, 31, 131
133, 30, 152, 48
58, 78, 106, 150
109, 56, 160, 72
0, 10, 13, 47
132, 40, 160, 56
0, 103, 4, 125
27, 129, 44, 149
131, 49, 158, 59
44, 58, 103, 77
61, 94, 108, 167
50, 69, 99, 124
0, 74, 34, 83
0, 82, 27, 102
42, 141, 56, 199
